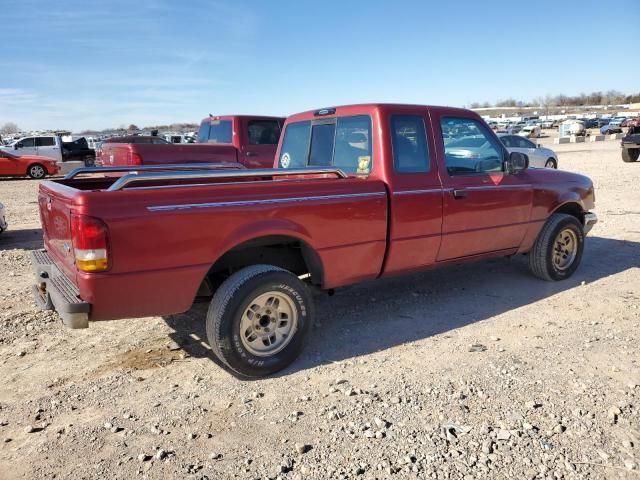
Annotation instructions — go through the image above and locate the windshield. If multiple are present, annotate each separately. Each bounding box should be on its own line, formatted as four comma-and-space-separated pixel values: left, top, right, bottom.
198, 119, 233, 143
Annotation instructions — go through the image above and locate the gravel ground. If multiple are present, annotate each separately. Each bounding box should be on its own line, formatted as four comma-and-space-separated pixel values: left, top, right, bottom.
0, 136, 638, 479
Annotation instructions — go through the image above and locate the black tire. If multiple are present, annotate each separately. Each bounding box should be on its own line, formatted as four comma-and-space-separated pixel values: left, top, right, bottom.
27, 163, 46, 179
528, 213, 585, 281
545, 158, 557, 169
622, 148, 639, 163
206, 265, 313, 378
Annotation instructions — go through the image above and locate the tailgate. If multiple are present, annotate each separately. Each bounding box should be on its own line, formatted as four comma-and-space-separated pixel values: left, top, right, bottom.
101, 144, 133, 166
38, 184, 77, 283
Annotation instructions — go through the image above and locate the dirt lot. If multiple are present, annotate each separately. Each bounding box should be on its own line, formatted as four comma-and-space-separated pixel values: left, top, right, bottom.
0, 136, 638, 479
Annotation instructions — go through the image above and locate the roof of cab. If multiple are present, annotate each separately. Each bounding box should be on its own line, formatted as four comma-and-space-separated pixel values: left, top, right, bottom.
284, 103, 476, 123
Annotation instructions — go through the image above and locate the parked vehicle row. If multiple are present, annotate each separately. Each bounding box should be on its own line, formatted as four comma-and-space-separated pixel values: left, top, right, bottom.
0, 134, 96, 165
30, 103, 597, 378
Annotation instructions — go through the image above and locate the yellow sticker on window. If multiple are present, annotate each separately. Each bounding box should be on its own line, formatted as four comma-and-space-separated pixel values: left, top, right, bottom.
357, 155, 371, 174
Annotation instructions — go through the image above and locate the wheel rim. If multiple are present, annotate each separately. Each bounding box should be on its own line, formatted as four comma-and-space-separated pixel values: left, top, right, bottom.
239, 291, 298, 357
545, 159, 555, 168
552, 228, 578, 271
31, 166, 44, 178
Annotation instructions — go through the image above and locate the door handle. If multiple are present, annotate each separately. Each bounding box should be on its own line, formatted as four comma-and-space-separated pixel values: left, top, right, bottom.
245, 151, 257, 157
452, 189, 468, 199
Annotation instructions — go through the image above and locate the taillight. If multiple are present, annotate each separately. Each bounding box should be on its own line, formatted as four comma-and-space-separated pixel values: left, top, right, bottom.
130, 152, 143, 165
71, 214, 110, 272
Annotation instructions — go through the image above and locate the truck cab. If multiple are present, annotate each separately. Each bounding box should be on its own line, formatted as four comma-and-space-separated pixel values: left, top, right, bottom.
198, 115, 283, 169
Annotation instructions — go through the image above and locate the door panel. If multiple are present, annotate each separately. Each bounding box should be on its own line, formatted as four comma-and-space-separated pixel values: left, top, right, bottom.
383, 111, 443, 274
240, 118, 281, 168
434, 114, 533, 261
17, 137, 37, 156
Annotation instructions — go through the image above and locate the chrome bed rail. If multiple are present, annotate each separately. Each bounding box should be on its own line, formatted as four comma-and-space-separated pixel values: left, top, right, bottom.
106, 168, 349, 191
64, 162, 245, 180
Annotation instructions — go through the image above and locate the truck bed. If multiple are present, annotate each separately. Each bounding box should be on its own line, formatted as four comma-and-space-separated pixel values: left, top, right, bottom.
36, 167, 388, 322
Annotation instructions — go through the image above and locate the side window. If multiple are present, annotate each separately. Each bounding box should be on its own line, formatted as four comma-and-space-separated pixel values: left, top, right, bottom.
516, 137, 536, 148
36, 137, 56, 147
278, 121, 310, 168
500, 136, 513, 148
440, 117, 504, 175
334, 115, 372, 174
248, 120, 281, 145
308, 123, 336, 166
21, 137, 35, 147
390, 115, 429, 173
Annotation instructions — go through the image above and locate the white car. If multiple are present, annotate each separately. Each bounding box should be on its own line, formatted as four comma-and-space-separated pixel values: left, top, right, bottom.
518, 126, 541, 138
498, 134, 558, 169
0, 202, 7, 234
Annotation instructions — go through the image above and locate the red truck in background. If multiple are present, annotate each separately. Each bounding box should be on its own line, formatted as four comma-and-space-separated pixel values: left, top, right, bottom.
97, 115, 284, 169
31, 104, 597, 378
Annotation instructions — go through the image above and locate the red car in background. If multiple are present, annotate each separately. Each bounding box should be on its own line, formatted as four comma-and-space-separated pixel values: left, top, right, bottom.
0, 149, 60, 179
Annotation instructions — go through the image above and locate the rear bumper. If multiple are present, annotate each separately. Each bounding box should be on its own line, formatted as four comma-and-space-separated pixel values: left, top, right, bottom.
30, 249, 90, 329
584, 212, 597, 235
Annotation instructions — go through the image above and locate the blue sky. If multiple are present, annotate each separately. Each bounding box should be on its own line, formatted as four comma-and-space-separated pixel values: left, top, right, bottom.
1, 0, 638, 131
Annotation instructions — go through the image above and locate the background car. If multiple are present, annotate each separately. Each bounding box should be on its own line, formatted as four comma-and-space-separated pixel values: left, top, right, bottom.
609, 117, 627, 127
601, 124, 623, 135
498, 134, 558, 168
0, 150, 60, 179
595, 118, 610, 128
541, 119, 555, 129
0, 201, 6, 233
518, 126, 541, 138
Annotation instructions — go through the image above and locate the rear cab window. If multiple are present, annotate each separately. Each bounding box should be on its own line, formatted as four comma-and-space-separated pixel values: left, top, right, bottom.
198, 119, 233, 144
248, 120, 281, 145
278, 115, 372, 174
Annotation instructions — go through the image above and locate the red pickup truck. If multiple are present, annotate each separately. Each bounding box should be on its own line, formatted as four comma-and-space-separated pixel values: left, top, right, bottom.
31, 104, 597, 378
97, 115, 284, 169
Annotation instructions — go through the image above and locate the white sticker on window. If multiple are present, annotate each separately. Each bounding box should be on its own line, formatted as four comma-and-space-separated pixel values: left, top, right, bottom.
280, 152, 291, 168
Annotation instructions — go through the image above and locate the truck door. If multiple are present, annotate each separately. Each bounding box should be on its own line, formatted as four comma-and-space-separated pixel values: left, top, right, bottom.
383, 111, 444, 274
433, 113, 533, 261
240, 118, 282, 168
35, 136, 62, 161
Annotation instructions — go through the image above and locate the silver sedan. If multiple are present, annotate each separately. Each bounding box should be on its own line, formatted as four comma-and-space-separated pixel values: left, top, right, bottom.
498, 134, 558, 169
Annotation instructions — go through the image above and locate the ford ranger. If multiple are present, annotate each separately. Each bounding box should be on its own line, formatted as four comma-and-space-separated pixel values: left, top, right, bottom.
30, 104, 597, 378
97, 115, 284, 170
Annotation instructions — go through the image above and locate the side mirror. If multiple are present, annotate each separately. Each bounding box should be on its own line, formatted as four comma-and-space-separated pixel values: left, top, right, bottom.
505, 151, 529, 174
14, 144, 19, 150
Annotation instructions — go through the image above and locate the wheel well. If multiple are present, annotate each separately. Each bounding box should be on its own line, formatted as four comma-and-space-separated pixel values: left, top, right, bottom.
196, 236, 324, 296
553, 202, 584, 224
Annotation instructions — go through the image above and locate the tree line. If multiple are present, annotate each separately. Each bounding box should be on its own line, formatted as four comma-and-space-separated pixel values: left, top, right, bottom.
470, 91, 640, 109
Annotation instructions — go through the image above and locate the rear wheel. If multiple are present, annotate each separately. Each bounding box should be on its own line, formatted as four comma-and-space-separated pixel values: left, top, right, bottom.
206, 265, 313, 378
545, 158, 557, 169
528, 213, 584, 281
27, 164, 46, 179
622, 148, 639, 163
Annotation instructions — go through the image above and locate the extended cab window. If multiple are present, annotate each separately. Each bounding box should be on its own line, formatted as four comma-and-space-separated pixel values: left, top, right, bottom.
198, 119, 232, 144
440, 117, 504, 175
279, 115, 372, 174
248, 120, 281, 145
391, 115, 430, 173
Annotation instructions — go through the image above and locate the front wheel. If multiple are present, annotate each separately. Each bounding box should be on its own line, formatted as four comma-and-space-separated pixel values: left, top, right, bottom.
27, 164, 46, 179
545, 158, 557, 169
206, 265, 313, 378
528, 213, 584, 281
